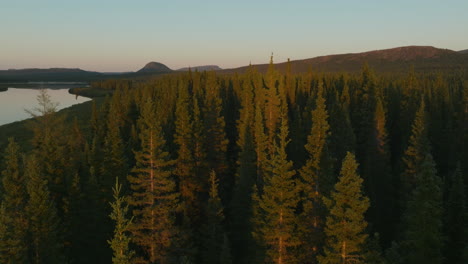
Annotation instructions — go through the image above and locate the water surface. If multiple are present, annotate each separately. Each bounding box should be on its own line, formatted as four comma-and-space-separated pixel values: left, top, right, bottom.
0, 88, 90, 126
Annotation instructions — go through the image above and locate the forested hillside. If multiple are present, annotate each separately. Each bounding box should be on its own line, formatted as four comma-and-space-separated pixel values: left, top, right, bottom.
0, 59, 467, 264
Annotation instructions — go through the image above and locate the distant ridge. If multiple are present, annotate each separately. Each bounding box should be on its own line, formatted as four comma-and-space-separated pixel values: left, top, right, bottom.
224, 46, 468, 73
459, 49, 468, 54
177, 65, 222, 72
0, 68, 103, 82
137, 62, 173, 73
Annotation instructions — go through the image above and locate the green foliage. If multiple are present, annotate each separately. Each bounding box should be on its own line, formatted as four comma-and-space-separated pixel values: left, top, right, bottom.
0, 138, 29, 263
253, 114, 300, 263
201, 171, 226, 264
128, 99, 180, 263
401, 99, 430, 198
298, 83, 332, 262
1, 62, 467, 264
444, 164, 467, 264
319, 152, 370, 264
25, 155, 63, 263
401, 154, 443, 264
108, 178, 134, 264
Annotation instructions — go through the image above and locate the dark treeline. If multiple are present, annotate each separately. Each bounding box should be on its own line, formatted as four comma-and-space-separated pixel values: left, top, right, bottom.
0, 59, 467, 264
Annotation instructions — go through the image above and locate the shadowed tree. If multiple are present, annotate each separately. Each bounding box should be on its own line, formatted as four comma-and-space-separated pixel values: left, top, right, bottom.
128, 99, 180, 264
254, 112, 300, 264
0, 138, 28, 263
401, 154, 443, 264
25, 155, 63, 264
108, 178, 134, 264
319, 152, 370, 264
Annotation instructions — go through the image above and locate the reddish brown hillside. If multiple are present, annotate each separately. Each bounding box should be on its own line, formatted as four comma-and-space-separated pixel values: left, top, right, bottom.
224, 46, 468, 74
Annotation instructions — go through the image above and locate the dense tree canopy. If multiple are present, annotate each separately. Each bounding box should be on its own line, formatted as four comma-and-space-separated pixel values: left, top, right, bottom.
0, 64, 466, 264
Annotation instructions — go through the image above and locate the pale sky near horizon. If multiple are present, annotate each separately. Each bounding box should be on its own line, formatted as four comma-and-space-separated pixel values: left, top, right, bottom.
1, 0, 467, 72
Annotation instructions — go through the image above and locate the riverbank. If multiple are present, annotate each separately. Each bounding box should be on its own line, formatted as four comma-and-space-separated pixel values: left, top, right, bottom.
0, 98, 103, 151
69, 87, 113, 98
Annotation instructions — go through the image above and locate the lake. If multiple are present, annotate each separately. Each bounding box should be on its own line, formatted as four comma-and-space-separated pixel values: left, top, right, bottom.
0, 87, 91, 126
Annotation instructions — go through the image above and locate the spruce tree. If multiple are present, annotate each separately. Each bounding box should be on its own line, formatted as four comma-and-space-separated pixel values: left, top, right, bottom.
25, 155, 63, 264
128, 99, 179, 263
230, 80, 257, 264
201, 171, 225, 264
401, 154, 443, 264
0, 138, 29, 263
444, 164, 467, 264
254, 113, 300, 264
174, 83, 198, 211
203, 73, 229, 180
108, 178, 134, 264
319, 152, 370, 264
299, 83, 332, 262
368, 96, 395, 246
27, 89, 68, 216
401, 98, 430, 200
254, 103, 269, 189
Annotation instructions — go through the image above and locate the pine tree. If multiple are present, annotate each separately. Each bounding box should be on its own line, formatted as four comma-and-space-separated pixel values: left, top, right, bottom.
25, 155, 63, 264
230, 79, 257, 264
263, 55, 282, 145
203, 73, 229, 180
254, 103, 269, 189
27, 89, 68, 215
368, 96, 395, 246
102, 100, 128, 194
128, 99, 179, 263
0, 138, 29, 263
444, 164, 467, 264
299, 83, 332, 262
254, 113, 300, 264
108, 178, 134, 264
201, 171, 225, 264
174, 83, 198, 210
401, 154, 443, 264
401, 98, 430, 200
319, 152, 370, 264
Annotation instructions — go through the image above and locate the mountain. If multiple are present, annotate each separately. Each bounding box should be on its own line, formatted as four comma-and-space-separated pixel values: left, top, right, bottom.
459, 49, 468, 54
224, 46, 468, 74
137, 62, 173, 74
177, 65, 222, 72
0, 68, 104, 82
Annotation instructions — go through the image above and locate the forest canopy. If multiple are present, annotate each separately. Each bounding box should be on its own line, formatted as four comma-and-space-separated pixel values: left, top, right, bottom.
0, 61, 467, 264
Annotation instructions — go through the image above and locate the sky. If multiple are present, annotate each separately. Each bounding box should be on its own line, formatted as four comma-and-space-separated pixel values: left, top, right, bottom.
1, 0, 467, 72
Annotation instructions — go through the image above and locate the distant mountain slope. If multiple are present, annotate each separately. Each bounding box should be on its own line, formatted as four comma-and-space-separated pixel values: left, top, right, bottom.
458, 49, 468, 54
0, 68, 104, 82
177, 65, 222, 71
137, 62, 173, 73
225, 46, 468, 74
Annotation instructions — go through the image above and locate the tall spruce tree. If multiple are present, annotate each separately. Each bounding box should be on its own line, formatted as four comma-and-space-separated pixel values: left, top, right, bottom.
0, 138, 29, 263
401, 154, 443, 264
230, 78, 257, 264
253, 112, 300, 264
25, 155, 63, 264
201, 171, 226, 264
108, 178, 134, 264
368, 96, 395, 246
444, 164, 467, 264
128, 99, 180, 264
299, 83, 332, 262
319, 152, 370, 264
401, 98, 430, 200
203, 73, 229, 181
27, 89, 68, 216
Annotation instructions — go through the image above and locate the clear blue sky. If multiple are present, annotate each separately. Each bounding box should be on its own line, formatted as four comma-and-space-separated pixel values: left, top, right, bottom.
1, 0, 467, 71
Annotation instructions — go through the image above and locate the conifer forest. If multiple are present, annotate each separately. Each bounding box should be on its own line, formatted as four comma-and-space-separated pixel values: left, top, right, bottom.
1, 60, 467, 264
